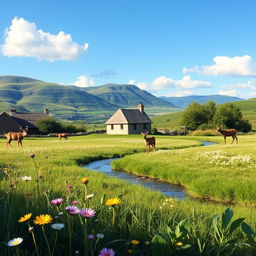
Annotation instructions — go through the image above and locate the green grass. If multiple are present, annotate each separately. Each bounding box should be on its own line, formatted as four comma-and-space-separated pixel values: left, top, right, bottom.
0, 134, 256, 255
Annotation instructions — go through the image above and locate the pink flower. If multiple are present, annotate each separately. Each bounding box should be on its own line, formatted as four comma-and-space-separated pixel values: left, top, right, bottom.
87, 234, 95, 240
80, 208, 96, 218
98, 248, 115, 256
65, 206, 80, 215
50, 198, 64, 205
71, 200, 79, 205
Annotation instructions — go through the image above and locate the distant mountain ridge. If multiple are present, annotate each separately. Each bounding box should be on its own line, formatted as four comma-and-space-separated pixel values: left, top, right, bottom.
161, 95, 243, 108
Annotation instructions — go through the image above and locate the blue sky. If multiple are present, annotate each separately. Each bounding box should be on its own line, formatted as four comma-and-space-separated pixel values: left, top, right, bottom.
1, 0, 256, 98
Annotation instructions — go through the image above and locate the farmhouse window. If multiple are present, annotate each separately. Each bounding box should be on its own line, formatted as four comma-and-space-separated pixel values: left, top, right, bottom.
133, 124, 137, 130
143, 123, 147, 129
111, 124, 114, 130
120, 124, 123, 129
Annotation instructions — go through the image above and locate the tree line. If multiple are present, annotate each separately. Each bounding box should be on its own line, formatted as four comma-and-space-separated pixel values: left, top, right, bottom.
181, 101, 252, 133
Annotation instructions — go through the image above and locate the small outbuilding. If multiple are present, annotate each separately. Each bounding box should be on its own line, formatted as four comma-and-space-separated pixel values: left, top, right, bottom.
105, 104, 152, 134
0, 108, 49, 135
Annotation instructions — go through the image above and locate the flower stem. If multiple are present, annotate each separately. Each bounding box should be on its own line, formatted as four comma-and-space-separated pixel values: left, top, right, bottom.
42, 226, 52, 256
52, 231, 58, 256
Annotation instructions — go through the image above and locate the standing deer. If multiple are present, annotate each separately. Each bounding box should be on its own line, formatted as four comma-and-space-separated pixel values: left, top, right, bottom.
5, 127, 28, 147
58, 133, 68, 140
216, 127, 238, 144
141, 131, 156, 152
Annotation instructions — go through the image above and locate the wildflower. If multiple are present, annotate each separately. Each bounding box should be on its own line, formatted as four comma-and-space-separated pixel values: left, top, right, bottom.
28, 226, 34, 232
98, 248, 115, 256
127, 249, 133, 253
176, 241, 183, 246
30, 153, 35, 158
59, 212, 64, 215
21, 176, 32, 182
86, 194, 94, 199
130, 240, 140, 245
87, 234, 95, 240
71, 200, 79, 205
106, 198, 121, 207
65, 206, 80, 215
34, 214, 53, 225
38, 175, 43, 179
50, 198, 64, 205
145, 241, 150, 245
75, 251, 79, 255
18, 213, 32, 223
82, 178, 89, 185
7, 237, 23, 246
80, 208, 96, 218
96, 233, 104, 239
51, 223, 65, 230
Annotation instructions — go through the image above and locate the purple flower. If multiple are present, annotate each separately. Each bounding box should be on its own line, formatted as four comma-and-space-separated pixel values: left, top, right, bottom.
98, 248, 115, 256
50, 198, 64, 205
30, 153, 35, 159
87, 234, 95, 240
65, 206, 80, 215
80, 208, 96, 218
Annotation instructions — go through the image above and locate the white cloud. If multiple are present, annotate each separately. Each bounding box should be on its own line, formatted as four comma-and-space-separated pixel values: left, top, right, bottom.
1, 17, 88, 61
166, 90, 194, 97
225, 80, 255, 89
183, 55, 256, 77
73, 76, 94, 87
218, 89, 238, 97
129, 75, 211, 92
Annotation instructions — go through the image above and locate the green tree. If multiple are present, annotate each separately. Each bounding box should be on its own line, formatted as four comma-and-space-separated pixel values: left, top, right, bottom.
213, 103, 251, 132
181, 101, 216, 129
36, 117, 62, 134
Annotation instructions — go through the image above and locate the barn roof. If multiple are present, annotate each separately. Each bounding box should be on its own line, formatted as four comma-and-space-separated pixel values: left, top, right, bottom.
105, 108, 151, 124
0, 112, 21, 134
10, 112, 49, 126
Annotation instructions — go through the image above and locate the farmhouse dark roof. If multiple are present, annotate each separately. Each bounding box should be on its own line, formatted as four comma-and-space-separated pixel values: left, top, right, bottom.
0, 112, 21, 134
105, 108, 152, 124
10, 112, 49, 126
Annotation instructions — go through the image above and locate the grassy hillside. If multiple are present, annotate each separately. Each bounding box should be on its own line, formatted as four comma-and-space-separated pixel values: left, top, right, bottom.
85, 83, 180, 115
152, 98, 256, 130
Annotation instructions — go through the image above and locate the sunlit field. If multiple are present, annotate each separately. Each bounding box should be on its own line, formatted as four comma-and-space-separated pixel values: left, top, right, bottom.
1, 134, 256, 255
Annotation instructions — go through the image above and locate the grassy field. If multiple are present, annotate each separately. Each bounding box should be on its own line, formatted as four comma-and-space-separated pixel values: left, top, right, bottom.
1, 134, 256, 255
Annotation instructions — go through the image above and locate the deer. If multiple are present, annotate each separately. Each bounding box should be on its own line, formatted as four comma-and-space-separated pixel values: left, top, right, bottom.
216, 127, 238, 144
141, 131, 156, 152
58, 133, 68, 140
5, 127, 28, 147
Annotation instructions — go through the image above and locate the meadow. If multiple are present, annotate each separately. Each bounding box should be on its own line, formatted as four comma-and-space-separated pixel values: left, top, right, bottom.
0, 134, 256, 255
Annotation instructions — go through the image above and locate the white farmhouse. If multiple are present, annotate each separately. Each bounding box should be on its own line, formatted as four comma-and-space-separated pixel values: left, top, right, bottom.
105, 104, 152, 134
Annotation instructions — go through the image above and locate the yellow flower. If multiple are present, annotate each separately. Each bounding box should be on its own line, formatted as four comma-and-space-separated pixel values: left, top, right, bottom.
34, 214, 53, 225
106, 197, 121, 207
176, 241, 183, 246
18, 213, 32, 223
82, 178, 89, 185
127, 249, 133, 253
130, 240, 140, 245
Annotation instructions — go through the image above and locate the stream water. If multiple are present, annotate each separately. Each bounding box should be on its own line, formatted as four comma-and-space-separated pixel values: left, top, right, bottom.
84, 141, 214, 199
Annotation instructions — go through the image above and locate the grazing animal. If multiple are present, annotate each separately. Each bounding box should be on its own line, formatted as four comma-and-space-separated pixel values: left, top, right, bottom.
58, 133, 68, 140
216, 127, 238, 144
141, 131, 156, 152
5, 127, 28, 147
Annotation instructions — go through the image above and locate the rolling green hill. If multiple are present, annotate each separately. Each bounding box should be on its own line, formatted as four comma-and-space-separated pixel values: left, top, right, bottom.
85, 83, 180, 114
152, 99, 256, 130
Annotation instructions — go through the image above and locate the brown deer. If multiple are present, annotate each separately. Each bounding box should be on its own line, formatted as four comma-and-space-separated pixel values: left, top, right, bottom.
216, 127, 238, 144
5, 127, 28, 147
58, 133, 68, 140
141, 131, 156, 152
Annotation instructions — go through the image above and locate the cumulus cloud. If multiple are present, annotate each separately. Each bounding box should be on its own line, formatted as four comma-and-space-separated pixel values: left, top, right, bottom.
166, 90, 194, 97
72, 76, 95, 87
129, 75, 211, 92
183, 55, 256, 77
225, 80, 255, 89
1, 17, 88, 61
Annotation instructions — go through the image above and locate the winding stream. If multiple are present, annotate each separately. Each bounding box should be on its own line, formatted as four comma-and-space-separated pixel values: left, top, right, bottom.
84, 141, 214, 200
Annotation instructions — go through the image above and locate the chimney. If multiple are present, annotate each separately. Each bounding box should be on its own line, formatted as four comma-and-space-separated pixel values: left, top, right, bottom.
10, 108, 17, 115
44, 108, 49, 115
138, 103, 144, 112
